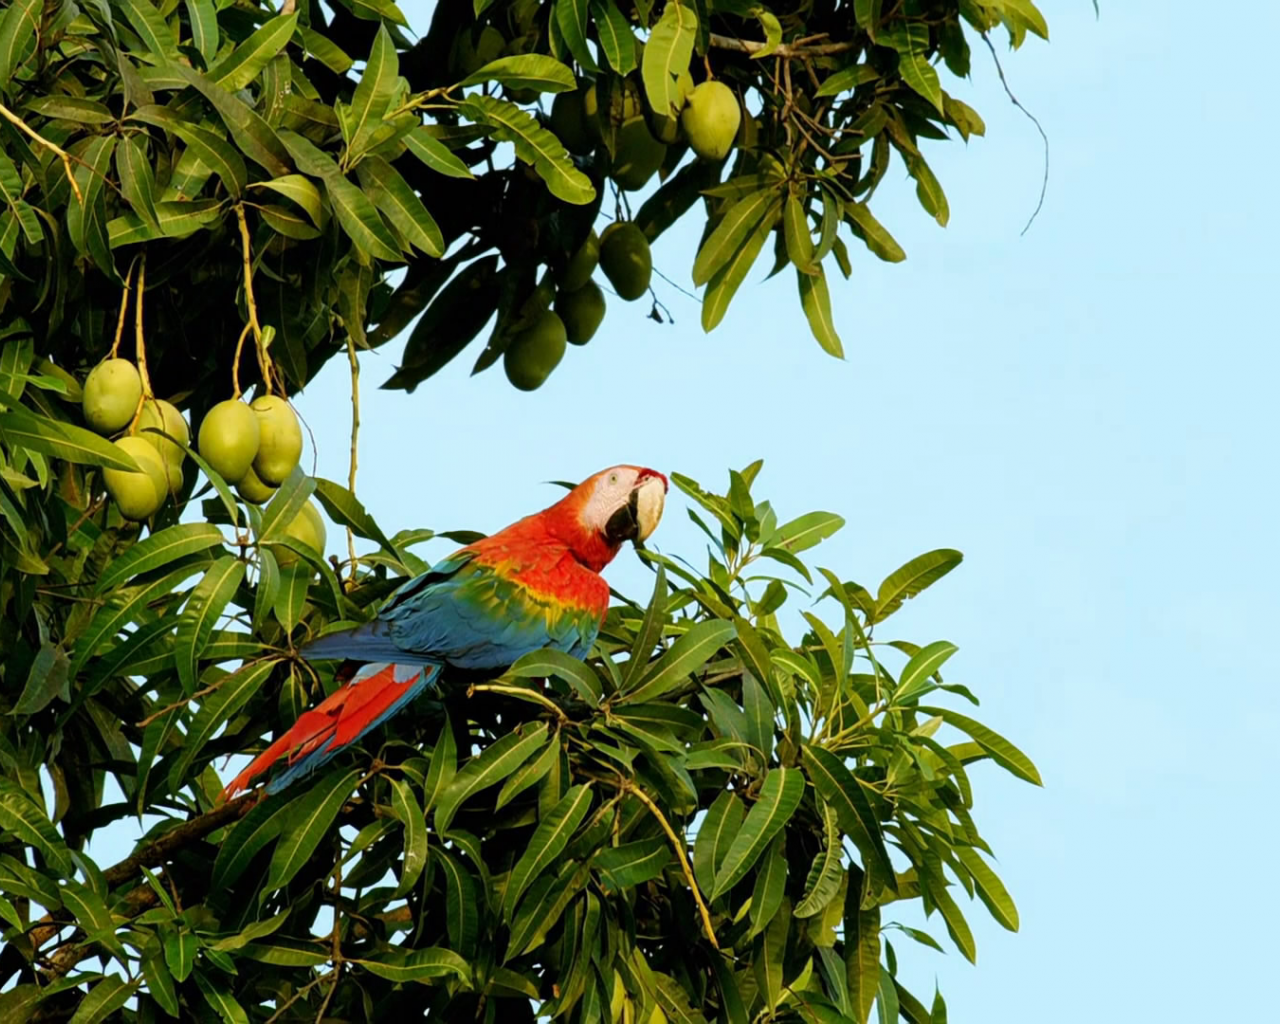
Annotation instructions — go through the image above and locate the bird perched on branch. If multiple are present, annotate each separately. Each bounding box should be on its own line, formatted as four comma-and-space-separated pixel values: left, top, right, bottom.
221, 465, 668, 799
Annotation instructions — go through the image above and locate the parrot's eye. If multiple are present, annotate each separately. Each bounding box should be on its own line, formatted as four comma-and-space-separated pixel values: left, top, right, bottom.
608, 472, 619, 485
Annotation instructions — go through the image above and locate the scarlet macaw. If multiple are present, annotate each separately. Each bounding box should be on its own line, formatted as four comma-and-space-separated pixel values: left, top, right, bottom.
222, 465, 668, 798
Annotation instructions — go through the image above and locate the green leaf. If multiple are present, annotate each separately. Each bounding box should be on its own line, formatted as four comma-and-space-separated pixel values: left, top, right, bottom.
623, 564, 668, 688
816, 63, 881, 98
620, 619, 736, 703
693, 790, 742, 896
773, 510, 844, 553
194, 971, 249, 1024
255, 175, 324, 227
0, 778, 72, 876
702, 197, 779, 331
273, 562, 311, 634
422, 715, 457, 814
643, 1, 698, 116
170, 660, 277, 787
460, 94, 594, 205
115, 134, 161, 232
496, 735, 560, 809
924, 870, 976, 962
0, 0, 40, 86
795, 803, 844, 917
435, 721, 548, 832
1001, 0, 1050, 41
907, 154, 949, 226
594, 835, 671, 889
25, 96, 115, 124
434, 847, 479, 956
66, 976, 140, 1024
554, 0, 599, 73
509, 648, 601, 705
239, 939, 328, 967
956, 847, 1018, 931
132, 106, 249, 199
311, 477, 396, 554
748, 835, 786, 937
165, 929, 198, 983
801, 745, 895, 889
784, 194, 818, 275
357, 946, 470, 983
882, 24, 943, 114
403, 128, 475, 179
210, 797, 293, 891
798, 264, 844, 358
917, 705, 1042, 785
894, 640, 958, 702
345, 25, 399, 160
874, 549, 963, 622
174, 64, 292, 178
70, 563, 208, 678
108, 200, 223, 246
845, 895, 880, 1024
210, 13, 298, 91
390, 777, 428, 897
10, 642, 68, 716
341, 0, 410, 25
504, 783, 593, 918
754, 895, 789, 1010
185, 0, 218, 64
854, 0, 883, 36
693, 188, 778, 287
257, 467, 316, 543
710, 767, 804, 899
592, 0, 637, 75
845, 202, 906, 262
355, 155, 444, 257
141, 950, 179, 1017
298, 26, 353, 73
117, 0, 180, 60
461, 54, 576, 93
0, 403, 139, 470
265, 768, 363, 891
323, 170, 402, 261
174, 555, 246, 693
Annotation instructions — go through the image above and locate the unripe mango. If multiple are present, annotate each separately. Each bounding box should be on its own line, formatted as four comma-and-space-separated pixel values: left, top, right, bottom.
556, 282, 606, 345
561, 230, 600, 292
250, 395, 302, 486
198, 399, 260, 485
682, 81, 741, 161
611, 117, 666, 191
236, 464, 278, 505
82, 359, 142, 434
104, 436, 167, 521
136, 398, 189, 465
504, 311, 567, 391
599, 222, 652, 301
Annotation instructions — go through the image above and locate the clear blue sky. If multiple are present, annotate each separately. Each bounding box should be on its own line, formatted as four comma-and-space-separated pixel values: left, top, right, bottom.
110, 2, 1280, 1018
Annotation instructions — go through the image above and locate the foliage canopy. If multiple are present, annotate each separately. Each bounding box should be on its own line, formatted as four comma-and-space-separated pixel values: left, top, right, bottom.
0, 0, 1049, 1020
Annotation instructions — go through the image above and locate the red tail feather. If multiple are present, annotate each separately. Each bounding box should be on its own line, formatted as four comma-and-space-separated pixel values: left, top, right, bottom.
219, 664, 425, 801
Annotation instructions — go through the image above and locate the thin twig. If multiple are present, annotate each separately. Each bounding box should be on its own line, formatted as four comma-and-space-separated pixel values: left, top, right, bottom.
345, 332, 360, 586
264, 970, 332, 1024
620, 781, 718, 949
0, 101, 83, 203
981, 32, 1049, 235
134, 254, 152, 397
235, 204, 272, 393
110, 259, 136, 358
231, 323, 252, 399
708, 32, 856, 59
468, 683, 570, 724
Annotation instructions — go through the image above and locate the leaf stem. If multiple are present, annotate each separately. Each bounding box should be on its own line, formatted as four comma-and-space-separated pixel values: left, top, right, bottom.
345, 331, 359, 586
621, 780, 719, 949
0, 101, 83, 203
235, 203, 272, 393
468, 683, 570, 724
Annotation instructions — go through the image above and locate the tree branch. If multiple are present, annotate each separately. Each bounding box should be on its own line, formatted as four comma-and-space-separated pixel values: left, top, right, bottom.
102, 793, 256, 887
708, 33, 856, 59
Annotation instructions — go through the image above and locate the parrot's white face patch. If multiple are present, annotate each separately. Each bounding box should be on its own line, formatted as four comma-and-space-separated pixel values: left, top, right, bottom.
580, 465, 667, 543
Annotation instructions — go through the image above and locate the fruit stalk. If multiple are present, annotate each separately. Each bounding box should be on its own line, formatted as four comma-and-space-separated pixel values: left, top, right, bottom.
128, 255, 154, 435
235, 203, 274, 395
345, 331, 360, 585
110, 257, 136, 358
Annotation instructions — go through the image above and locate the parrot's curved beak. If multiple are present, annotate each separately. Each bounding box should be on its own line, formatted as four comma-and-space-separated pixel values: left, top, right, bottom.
604, 472, 668, 548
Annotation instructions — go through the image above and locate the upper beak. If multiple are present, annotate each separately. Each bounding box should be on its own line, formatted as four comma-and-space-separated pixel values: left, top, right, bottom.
604, 475, 667, 548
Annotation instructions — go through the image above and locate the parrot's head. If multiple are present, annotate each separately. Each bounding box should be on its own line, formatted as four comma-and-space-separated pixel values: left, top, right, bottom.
553, 465, 668, 569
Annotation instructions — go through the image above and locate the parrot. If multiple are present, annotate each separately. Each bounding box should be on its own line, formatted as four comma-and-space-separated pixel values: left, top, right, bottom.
221, 465, 668, 800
